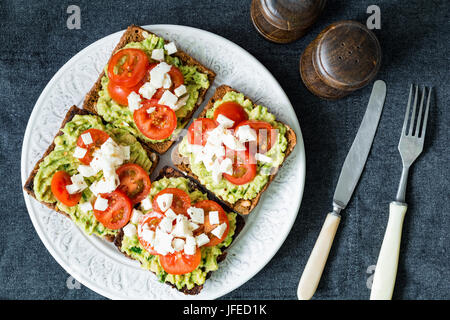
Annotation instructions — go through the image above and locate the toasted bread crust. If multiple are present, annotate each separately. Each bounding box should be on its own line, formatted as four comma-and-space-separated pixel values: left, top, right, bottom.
83, 25, 216, 154
114, 166, 245, 295
23, 105, 159, 242
175, 85, 297, 215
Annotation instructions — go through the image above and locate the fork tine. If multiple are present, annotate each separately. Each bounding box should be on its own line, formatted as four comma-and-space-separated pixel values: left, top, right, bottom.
414, 86, 426, 136
402, 84, 413, 136
408, 85, 419, 136
420, 87, 432, 139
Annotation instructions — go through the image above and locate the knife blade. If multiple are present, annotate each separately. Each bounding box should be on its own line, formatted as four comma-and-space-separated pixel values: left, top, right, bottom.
333, 80, 386, 211
297, 80, 386, 300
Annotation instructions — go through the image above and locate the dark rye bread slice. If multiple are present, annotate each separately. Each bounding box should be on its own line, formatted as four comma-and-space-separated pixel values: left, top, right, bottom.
114, 166, 245, 295
175, 85, 297, 215
83, 25, 216, 154
23, 105, 159, 242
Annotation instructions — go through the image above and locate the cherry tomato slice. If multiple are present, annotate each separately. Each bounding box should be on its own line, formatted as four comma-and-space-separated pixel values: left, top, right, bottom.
76, 129, 110, 165
116, 163, 151, 205
138, 211, 165, 255
223, 150, 257, 185
193, 200, 229, 247
147, 63, 185, 99
159, 248, 202, 275
107, 78, 145, 106
93, 190, 132, 230
213, 101, 248, 129
107, 48, 149, 87
235, 120, 278, 153
133, 99, 177, 140
187, 118, 218, 146
51, 171, 82, 207
152, 188, 191, 216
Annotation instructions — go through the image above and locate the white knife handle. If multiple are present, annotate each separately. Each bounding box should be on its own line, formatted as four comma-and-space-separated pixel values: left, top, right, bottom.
370, 201, 407, 300
297, 213, 341, 300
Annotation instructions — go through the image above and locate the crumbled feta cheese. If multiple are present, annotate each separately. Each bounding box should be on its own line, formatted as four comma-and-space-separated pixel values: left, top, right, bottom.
236, 125, 257, 143
149, 62, 171, 88
184, 244, 196, 255
77, 165, 96, 177
146, 107, 156, 114
174, 84, 187, 97
159, 216, 175, 233
165, 208, 177, 219
70, 173, 87, 189
141, 229, 155, 244
130, 209, 143, 224
81, 132, 93, 145
222, 133, 246, 151
151, 48, 164, 61
255, 153, 273, 163
73, 146, 87, 159
164, 42, 177, 55
127, 91, 142, 112
158, 90, 178, 109
140, 197, 152, 211
171, 215, 193, 238
219, 158, 233, 175
187, 207, 204, 224
123, 223, 137, 238
184, 236, 196, 255
139, 82, 157, 99
94, 196, 109, 211
88, 138, 127, 187
211, 223, 227, 239
78, 201, 93, 213
162, 73, 172, 89
185, 235, 196, 247
153, 229, 174, 255
189, 222, 199, 231
210, 160, 223, 184
174, 94, 189, 110
66, 184, 82, 195
216, 114, 235, 128
89, 174, 119, 195
66, 173, 88, 194
156, 193, 173, 212
172, 238, 185, 252
206, 125, 227, 145
209, 211, 220, 225
195, 233, 210, 247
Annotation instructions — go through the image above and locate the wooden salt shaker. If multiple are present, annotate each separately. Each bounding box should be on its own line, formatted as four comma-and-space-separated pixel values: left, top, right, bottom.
251, 0, 326, 43
300, 20, 382, 99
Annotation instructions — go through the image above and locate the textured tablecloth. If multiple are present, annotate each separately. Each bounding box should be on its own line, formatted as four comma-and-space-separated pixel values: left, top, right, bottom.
0, 0, 448, 300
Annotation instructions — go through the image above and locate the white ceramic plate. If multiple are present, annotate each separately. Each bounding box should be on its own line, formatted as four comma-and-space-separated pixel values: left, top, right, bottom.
21, 25, 306, 300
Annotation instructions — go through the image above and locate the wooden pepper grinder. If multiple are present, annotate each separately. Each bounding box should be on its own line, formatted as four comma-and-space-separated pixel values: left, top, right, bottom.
300, 20, 382, 99
251, 0, 326, 43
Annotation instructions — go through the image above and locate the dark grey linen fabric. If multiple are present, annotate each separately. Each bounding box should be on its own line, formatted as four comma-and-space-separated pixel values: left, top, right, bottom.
0, 0, 448, 300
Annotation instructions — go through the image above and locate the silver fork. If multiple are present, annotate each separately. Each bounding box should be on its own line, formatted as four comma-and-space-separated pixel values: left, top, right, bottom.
370, 84, 432, 300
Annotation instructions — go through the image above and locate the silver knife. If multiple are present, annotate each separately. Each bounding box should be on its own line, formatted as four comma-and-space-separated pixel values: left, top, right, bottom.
297, 80, 387, 300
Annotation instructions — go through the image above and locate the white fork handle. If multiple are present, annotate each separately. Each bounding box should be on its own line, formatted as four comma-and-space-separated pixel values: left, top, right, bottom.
370, 202, 407, 300
297, 213, 341, 300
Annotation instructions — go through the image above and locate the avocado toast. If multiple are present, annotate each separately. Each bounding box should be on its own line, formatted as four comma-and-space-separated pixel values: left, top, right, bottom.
175, 85, 297, 215
83, 25, 216, 154
114, 166, 245, 295
23, 106, 159, 241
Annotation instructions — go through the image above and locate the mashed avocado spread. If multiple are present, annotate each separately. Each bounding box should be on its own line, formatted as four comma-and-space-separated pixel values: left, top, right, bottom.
96, 34, 210, 143
33, 114, 153, 238
120, 177, 237, 290
178, 91, 288, 204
